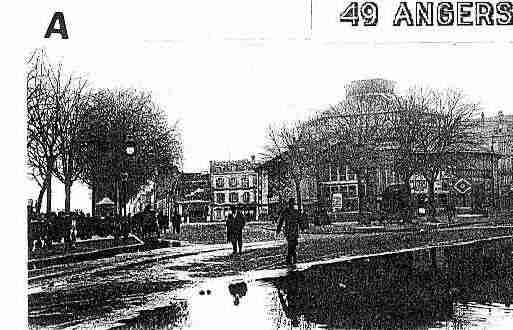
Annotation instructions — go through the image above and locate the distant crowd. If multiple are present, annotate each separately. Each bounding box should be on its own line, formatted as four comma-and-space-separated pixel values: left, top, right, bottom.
27, 204, 183, 254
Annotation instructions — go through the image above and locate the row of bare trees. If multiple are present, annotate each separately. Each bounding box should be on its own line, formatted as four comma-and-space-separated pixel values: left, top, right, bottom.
27, 49, 182, 214
264, 85, 480, 220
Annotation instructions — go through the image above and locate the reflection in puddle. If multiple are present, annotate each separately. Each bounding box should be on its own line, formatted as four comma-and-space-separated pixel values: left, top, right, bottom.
168, 239, 513, 329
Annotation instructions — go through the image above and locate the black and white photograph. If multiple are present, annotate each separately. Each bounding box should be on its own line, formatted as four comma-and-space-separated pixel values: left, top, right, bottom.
8, 0, 513, 329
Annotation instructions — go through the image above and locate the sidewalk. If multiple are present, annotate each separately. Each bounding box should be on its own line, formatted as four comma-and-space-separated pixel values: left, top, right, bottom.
28, 235, 145, 269
27, 241, 235, 283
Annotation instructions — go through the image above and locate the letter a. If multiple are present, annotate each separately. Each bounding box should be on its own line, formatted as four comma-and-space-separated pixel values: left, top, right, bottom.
44, 12, 68, 39
393, 2, 414, 26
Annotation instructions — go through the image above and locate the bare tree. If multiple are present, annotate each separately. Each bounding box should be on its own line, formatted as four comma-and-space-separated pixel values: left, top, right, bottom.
264, 121, 318, 212
388, 88, 429, 220
314, 92, 390, 218
413, 88, 480, 219
51, 73, 90, 212
26, 49, 62, 213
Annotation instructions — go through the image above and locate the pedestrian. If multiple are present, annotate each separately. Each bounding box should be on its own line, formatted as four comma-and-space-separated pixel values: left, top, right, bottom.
233, 208, 246, 253
158, 211, 168, 235
276, 198, 304, 265
226, 208, 236, 254
172, 211, 181, 235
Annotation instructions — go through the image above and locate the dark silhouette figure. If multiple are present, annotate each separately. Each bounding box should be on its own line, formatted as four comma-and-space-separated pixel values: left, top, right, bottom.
228, 281, 248, 306
172, 211, 181, 234
142, 204, 158, 239
226, 211, 236, 253
226, 207, 245, 254
276, 198, 304, 265
158, 212, 168, 235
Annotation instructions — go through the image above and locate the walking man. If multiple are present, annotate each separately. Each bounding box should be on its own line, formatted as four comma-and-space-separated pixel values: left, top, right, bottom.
276, 198, 304, 265
172, 211, 181, 235
233, 208, 245, 253
226, 207, 245, 254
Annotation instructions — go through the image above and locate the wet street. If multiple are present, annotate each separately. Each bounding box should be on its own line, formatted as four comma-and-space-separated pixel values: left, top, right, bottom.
29, 237, 513, 329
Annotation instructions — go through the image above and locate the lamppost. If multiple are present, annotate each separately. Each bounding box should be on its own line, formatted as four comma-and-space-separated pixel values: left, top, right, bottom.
123, 137, 136, 217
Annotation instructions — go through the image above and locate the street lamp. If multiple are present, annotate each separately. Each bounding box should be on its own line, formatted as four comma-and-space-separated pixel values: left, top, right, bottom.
125, 137, 135, 156
122, 136, 136, 216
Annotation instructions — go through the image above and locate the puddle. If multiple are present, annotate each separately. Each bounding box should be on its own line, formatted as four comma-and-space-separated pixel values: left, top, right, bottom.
29, 238, 513, 329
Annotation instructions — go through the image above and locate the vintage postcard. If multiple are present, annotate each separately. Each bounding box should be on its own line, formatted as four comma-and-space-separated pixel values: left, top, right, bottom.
12, 0, 513, 329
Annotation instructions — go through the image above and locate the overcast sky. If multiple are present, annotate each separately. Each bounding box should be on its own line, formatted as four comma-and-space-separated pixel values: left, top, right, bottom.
25, 1, 513, 212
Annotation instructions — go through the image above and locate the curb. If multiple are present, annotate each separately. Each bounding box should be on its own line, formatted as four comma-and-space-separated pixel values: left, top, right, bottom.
28, 234, 146, 269
28, 241, 145, 270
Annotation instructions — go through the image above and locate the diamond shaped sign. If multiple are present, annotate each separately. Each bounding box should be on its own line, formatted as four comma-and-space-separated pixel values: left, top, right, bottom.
454, 178, 472, 194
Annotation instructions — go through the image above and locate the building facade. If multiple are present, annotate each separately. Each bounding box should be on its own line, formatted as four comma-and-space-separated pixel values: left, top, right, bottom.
210, 158, 260, 221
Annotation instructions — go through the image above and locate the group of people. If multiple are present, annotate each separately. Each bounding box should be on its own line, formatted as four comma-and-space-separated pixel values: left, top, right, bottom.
127, 205, 182, 239
226, 198, 306, 265
27, 205, 184, 253
29, 199, 306, 266
27, 211, 135, 253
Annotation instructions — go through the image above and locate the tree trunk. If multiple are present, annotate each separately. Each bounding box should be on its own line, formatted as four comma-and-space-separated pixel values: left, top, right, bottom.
35, 176, 49, 214
315, 167, 322, 218
357, 173, 366, 216
64, 178, 72, 212
426, 175, 436, 221
402, 175, 413, 223
45, 173, 52, 214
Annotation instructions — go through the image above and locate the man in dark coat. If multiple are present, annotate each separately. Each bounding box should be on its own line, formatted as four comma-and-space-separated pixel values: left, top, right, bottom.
172, 211, 181, 235
233, 209, 246, 253
226, 207, 245, 254
226, 208, 237, 254
158, 211, 168, 235
276, 198, 303, 265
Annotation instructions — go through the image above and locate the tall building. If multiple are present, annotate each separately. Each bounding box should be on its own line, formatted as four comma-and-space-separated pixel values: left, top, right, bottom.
209, 157, 259, 221
259, 79, 507, 222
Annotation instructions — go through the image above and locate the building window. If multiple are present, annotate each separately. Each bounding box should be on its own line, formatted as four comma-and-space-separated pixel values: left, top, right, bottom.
215, 209, 223, 219
252, 175, 257, 187
229, 177, 238, 188
216, 177, 225, 188
330, 184, 358, 212
347, 167, 356, 181
229, 192, 239, 203
241, 176, 249, 188
216, 193, 225, 204
243, 192, 250, 203
347, 185, 357, 197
